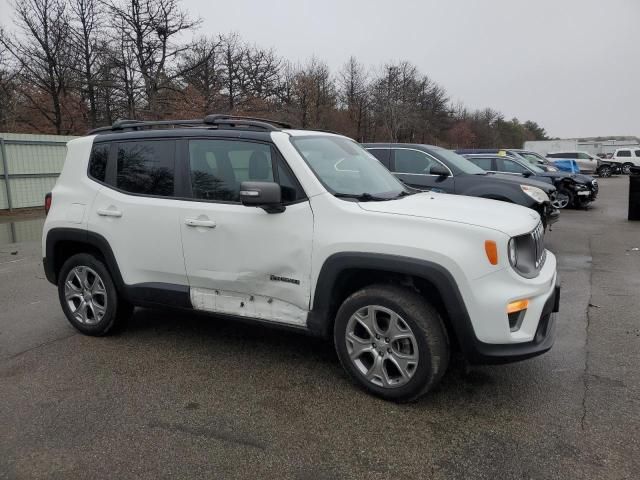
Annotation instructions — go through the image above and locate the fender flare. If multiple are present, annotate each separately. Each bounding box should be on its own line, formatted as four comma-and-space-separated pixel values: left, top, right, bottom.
307, 252, 472, 344
44, 227, 125, 289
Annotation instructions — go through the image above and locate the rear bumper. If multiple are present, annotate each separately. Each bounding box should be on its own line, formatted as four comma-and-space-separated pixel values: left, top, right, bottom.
464, 280, 560, 365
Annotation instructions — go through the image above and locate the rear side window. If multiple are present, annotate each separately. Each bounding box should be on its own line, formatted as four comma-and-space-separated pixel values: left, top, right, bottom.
88, 143, 109, 182
468, 157, 493, 170
617, 150, 631, 157
368, 148, 391, 169
635, 150, 640, 157
116, 140, 175, 196
393, 149, 437, 174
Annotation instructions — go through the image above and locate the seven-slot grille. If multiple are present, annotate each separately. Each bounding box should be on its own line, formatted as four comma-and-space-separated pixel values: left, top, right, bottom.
532, 221, 546, 269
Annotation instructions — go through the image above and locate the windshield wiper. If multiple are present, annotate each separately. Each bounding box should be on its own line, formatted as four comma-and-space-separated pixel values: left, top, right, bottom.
334, 192, 391, 201
392, 190, 414, 198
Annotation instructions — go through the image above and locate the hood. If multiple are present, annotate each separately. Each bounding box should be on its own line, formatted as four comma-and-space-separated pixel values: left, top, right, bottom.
539, 171, 594, 185
487, 173, 556, 192
358, 191, 540, 237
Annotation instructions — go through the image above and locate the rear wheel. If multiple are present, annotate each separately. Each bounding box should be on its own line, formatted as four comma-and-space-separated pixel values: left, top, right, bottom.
58, 253, 133, 336
334, 284, 449, 402
623, 163, 634, 175
598, 165, 612, 178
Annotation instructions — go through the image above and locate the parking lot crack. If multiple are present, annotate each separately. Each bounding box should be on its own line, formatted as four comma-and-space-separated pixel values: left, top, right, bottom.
0, 332, 77, 363
580, 236, 595, 432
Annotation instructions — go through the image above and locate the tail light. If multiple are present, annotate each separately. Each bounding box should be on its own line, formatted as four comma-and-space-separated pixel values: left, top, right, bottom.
44, 192, 52, 215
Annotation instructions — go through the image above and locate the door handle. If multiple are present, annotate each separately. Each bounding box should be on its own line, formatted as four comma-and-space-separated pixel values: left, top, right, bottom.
185, 218, 216, 228
97, 209, 122, 218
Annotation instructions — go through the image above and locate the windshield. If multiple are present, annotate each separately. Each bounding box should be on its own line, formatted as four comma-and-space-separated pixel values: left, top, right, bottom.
431, 148, 486, 174
290, 136, 406, 198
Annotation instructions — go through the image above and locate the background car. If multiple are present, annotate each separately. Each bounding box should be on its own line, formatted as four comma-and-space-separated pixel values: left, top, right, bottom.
610, 148, 640, 174
365, 144, 559, 227
546, 151, 599, 174
456, 148, 561, 172
462, 153, 598, 209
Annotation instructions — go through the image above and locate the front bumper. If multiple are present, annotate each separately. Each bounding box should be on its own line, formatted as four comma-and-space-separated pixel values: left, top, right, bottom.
537, 203, 560, 227
451, 250, 560, 365
465, 280, 560, 364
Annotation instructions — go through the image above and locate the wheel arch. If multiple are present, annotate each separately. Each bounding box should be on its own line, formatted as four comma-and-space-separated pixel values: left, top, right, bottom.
44, 228, 126, 292
307, 253, 471, 353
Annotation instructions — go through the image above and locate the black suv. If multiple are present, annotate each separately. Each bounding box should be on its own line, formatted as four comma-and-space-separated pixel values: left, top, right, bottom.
462, 153, 598, 209
364, 144, 559, 227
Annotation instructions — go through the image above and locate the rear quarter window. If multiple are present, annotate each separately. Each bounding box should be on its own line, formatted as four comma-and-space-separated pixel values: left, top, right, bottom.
88, 143, 109, 182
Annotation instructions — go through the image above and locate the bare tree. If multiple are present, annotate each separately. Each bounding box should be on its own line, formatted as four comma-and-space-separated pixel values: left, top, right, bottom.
339, 56, 369, 141
241, 45, 281, 102
180, 36, 223, 115
219, 33, 245, 112
1, 0, 75, 133
68, 0, 103, 128
0, 35, 20, 129
102, 0, 200, 118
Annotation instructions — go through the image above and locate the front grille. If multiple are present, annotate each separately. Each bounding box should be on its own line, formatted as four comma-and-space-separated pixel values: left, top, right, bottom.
532, 221, 546, 270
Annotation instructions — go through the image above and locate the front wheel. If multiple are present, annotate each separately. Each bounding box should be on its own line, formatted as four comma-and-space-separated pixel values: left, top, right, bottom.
334, 285, 449, 402
552, 189, 572, 209
58, 253, 133, 336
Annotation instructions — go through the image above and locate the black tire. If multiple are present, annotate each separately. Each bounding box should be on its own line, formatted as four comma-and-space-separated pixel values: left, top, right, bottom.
333, 284, 449, 402
598, 165, 612, 178
623, 163, 634, 175
57, 253, 133, 336
553, 188, 572, 209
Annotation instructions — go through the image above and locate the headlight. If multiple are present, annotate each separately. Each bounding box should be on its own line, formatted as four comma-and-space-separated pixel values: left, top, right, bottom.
508, 238, 518, 266
508, 222, 546, 278
520, 185, 550, 204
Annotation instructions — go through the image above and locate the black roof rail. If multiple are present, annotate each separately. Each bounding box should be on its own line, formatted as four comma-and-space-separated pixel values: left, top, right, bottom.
203, 114, 294, 129
87, 114, 295, 135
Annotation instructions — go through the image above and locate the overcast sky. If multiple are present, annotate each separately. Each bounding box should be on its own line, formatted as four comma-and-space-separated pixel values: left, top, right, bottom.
1, 0, 638, 138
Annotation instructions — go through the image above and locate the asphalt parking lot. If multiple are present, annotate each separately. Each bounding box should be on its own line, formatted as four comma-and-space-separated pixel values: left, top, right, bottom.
1, 177, 639, 480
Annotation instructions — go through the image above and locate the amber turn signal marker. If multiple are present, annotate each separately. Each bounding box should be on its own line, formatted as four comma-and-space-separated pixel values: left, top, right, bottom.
507, 299, 530, 314
484, 240, 498, 265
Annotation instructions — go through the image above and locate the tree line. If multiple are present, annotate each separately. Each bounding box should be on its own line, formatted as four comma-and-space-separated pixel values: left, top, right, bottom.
0, 0, 549, 147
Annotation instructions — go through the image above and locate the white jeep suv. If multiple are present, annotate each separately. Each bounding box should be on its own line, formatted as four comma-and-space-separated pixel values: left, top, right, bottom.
42, 115, 560, 402
610, 148, 640, 174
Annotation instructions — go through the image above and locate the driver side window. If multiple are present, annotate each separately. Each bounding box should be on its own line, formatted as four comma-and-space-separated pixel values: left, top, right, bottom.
393, 149, 438, 175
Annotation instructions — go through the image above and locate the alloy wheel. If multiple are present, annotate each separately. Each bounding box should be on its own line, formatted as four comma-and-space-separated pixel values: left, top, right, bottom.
64, 266, 108, 324
599, 167, 612, 178
345, 305, 419, 388
551, 191, 570, 209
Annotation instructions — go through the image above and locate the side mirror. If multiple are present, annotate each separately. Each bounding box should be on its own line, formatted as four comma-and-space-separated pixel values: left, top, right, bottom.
430, 164, 449, 177
239, 181, 284, 213
522, 171, 532, 178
